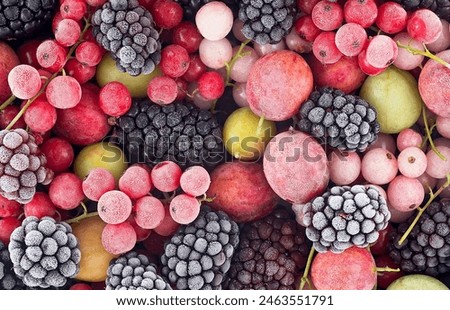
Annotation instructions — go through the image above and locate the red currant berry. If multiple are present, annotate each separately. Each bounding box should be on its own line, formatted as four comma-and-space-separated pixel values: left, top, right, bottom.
55, 19, 81, 47
197, 71, 225, 100
151, 0, 183, 29
24, 192, 56, 219
40, 137, 74, 173
172, 21, 203, 53
17, 40, 41, 69
46, 76, 82, 109
75, 41, 103, 67
294, 15, 321, 42
24, 95, 57, 133
147, 76, 178, 105
99, 82, 132, 116
60, 0, 87, 21
64, 58, 97, 84
36, 40, 67, 73
0, 106, 26, 130
182, 54, 207, 82
160, 44, 190, 78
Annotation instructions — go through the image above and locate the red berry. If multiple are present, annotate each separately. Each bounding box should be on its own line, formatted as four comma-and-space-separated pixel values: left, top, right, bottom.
311, 0, 344, 31
70, 283, 92, 290
358, 50, 386, 76
64, 58, 97, 84
75, 41, 103, 67
85, 0, 107, 7
134, 196, 165, 229
335, 23, 368, 57
153, 204, 179, 236
60, 0, 87, 21
24, 95, 57, 133
0, 195, 21, 217
151, 0, 183, 29
119, 165, 152, 199
294, 15, 321, 42
169, 194, 200, 225
55, 19, 81, 47
147, 76, 178, 105
46, 75, 82, 109
36, 40, 67, 73
142, 231, 168, 255
172, 21, 203, 53
344, 0, 378, 28
180, 166, 211, 197
407, 9, 443, 44
160, 44, 190, 78
298, 0, 321, 14
82, 168, 116, 201
197, 71, 225, 100
0, 106, 26, 130
0, 217, 21, 244
17, 40, 41, 69
102, 222, 137, 255
313, 31, 343, 64
127, 216, 151, 242
49, 173, 84, 210
40, 137, 74, 173
97, 190, 133, 224
365, 35, 398, 69
151, 161, 182, 192
376, 2, 407, 34
7, 64, 42, 100
182, 54, 207, 82
175, 78, 188, 101
99, 82, 132, 116
24, 192, 56, 218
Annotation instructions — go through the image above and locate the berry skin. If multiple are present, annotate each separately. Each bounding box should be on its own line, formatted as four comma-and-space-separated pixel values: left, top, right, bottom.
7, 65, 42, 100
335, 23, 367, 57
153, 204, 180, 236
17, 40, 41, 69
151, 161, 182, 192
147, 76, 178, 105
102, 222, 137, 255
313, 31, 343, 64
40, 137, 74, 173
75, 41, 103, 67
0, 195, 21, 217
160, 44, 190, 78
407, 9, 443, 44
134, 196, 165, 229
24, 192, 56, 219
195, 1, 234, 41
36, 40, 67, 73
197, 71, 225, 100
128, 216, 152, 242
64, 59, 97, 84
362, 148, 398, 185
97, 190, 133, 224
180, 166, 211, 197
182, 54, 207, 82
0, 106, 26, 130
99, 82, 132, 117
172, 21, 203, 53
151, 0, 183, 29
118, 165, 152, 199
365, 35, 398, 69
169, 194, 200, 224
376, 2, 407, 34
60, 0, 87, 21
46, 76, 82, 109
387, 175, 425, 212
55, 19, 81, 47
0, 217, 21, 244
82, 168, 116, 201
294, 15, 321, 42
70, 283, 92, 290
397, 147, 428, 178
24, 96, 57, 133
344, 0, 378, 28
311, 0, 344, 31
48, 173, 84, 210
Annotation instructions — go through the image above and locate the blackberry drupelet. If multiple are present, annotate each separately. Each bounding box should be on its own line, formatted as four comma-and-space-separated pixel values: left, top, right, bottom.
238, 0, 297, 45
106, 251, 171, 290
1, 240, 25, 290
224, 208, 310, 290
297, 87, 380, 152
8, 216, 81, 289
0, 129, 53, 204
113, 100, 224, 169
304, 185, 390, 253
175, 0, 239, 20
161, 206, 239, 290
389, 200, 450, 277
92, 0, 161, 76
393, 0, 450, 22
0, 0, 56, 40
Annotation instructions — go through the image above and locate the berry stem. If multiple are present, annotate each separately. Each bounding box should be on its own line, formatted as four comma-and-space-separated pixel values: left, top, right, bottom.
299, 246, 316, 290
198, 194, 215, 203
0, 94, 16, 111
396, 41, 450, 69
398, 173, 450, 245
65, 202, 99, 224
5, 19, 92, 129
375, 266, 400, 274
422, 105, 446, 161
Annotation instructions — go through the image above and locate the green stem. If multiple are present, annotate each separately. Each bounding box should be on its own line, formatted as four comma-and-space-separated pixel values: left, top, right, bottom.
299, 247, 315, 290
65, 202, 98, 224
375, 266, 400, 273
422, 105, 446, 161
0, 95, 16, 111
397, 41, 450, 69
5, 20, 92, 129
398, 174, 450, 246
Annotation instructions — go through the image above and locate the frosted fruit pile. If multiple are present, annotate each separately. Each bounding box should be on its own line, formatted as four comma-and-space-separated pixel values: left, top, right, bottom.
1, 0, 450, 291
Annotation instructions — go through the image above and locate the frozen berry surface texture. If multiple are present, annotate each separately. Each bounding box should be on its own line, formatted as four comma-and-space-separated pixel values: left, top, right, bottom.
0, 0, 450, 293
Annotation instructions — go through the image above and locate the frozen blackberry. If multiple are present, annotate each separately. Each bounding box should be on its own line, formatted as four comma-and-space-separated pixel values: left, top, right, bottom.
106, 251, 171, 290
161, 206, 239, 290
113, 100, 224, 169
0, 0, 56, 40
304, 185, 390, 253
224, 208, 309, 290
8, 216, 81, 289
297, 87, 380, 152
0, 129, 53, 204
238, 0, 297, 45
393, 0, 450, 22
389, 200, 450, 277
91, 0, 161, 76
1, 240, 25, 290
175, 0, 239, 20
